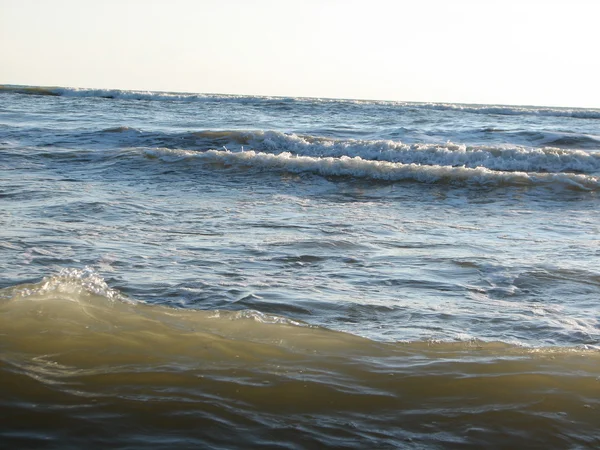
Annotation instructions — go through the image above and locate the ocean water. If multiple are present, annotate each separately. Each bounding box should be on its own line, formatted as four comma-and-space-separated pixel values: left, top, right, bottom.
1, 85, 599, 448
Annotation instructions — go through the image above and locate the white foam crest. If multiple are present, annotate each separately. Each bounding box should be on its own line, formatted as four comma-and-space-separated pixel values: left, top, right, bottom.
209, 309, 308, 327
412, 102, 600, 120
53, 87, 214, 102
246, 131, 600, 174
148, 148, 600, 190
13, 267, 131, 303
43, 86, 287, 104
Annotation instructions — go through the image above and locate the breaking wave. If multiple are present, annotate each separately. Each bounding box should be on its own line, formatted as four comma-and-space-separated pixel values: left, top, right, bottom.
26, 127, 600, 175
143, 147, 600, 191
220, 130, 600, 174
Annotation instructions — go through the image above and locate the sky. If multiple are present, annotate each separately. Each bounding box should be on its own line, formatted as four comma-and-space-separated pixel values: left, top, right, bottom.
1, 0, 598, 108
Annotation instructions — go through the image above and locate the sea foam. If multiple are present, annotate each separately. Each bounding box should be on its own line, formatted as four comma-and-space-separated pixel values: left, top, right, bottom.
81, 128, 600, 174
144, 148, 600, 191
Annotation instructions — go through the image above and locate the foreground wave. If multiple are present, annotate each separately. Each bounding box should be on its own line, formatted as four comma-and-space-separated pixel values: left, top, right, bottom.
1, 269, 599, 448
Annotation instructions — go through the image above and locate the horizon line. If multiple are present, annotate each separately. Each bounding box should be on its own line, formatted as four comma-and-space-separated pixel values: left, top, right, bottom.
1, 82, 597, 111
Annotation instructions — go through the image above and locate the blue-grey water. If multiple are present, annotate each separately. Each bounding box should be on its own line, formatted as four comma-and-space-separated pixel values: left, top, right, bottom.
1, 85, 600, 449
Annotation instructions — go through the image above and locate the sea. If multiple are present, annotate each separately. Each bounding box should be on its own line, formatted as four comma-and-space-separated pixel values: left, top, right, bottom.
1, 85, 599, 449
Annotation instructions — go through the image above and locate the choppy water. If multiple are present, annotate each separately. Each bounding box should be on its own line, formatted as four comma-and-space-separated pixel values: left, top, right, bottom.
1, 85, 600, 448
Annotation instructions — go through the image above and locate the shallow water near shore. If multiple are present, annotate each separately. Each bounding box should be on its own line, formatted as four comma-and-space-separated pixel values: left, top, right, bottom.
2, 272, 600, 449
1, 86, 600, 448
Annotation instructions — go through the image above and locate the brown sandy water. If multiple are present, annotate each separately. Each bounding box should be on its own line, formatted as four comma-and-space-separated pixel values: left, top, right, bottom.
1, 276, 599, 449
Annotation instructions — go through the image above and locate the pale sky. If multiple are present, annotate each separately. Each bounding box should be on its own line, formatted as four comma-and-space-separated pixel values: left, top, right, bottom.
1, 0, 598, 107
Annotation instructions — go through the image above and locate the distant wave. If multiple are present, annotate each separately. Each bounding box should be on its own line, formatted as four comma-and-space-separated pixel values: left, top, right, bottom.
0, 85, 63, 96
414, 102, 600, 119
2, 84, 599, 119
480, 129, 600, 150
143, 148, 600, 191
0, 84, 284, 103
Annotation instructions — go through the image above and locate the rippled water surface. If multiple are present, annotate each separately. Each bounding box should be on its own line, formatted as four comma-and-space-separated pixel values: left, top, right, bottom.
1, 86, 599, 448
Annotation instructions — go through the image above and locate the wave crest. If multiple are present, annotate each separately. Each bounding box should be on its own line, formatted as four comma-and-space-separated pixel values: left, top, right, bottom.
246, 131, 600, 174
80, 128, 600, 174
9, 266, 130, 303
144, 148, 600, 191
